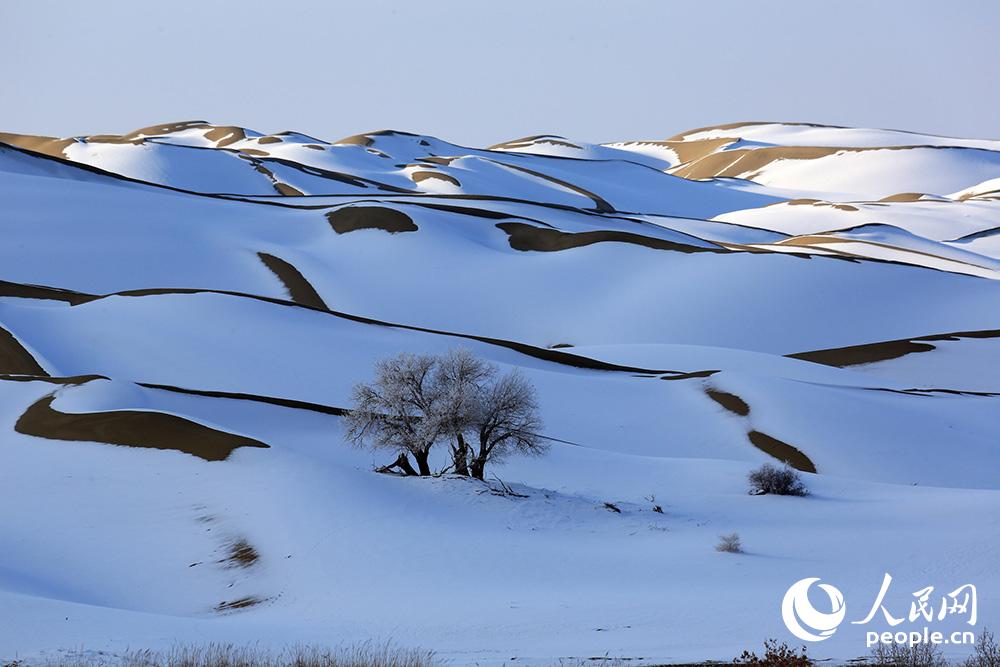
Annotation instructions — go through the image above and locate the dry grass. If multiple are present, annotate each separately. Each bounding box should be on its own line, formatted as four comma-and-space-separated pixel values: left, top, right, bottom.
9, 642, 436, 667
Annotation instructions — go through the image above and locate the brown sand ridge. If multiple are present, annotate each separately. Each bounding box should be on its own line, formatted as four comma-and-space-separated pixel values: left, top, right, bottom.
788, 328, 1000, 367
2, 276, 681, 375
1, 374, 107, 386
670, 145, 846, 180
257, 252, 328, 309
16, 393, 269, 461
410, 171, 461, 187
488, 136, 583, 151
0, 132, 77, 158
496, 221, 726, 254
748, 430, 816, 473
0, 279, 98, 305
332, 130, 421, 148
0, 327, 48, 375
2, 122, 247, 158
666, 120, 842, 142
326, 206, 418, 234
880, 192, 933, 203
201, 126, 246, 148
611, 137, 737, 165
705, 388, 750, 416
0, 325, 47, 375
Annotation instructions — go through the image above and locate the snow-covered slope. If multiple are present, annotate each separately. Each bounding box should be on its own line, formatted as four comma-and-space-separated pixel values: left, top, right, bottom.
1, 121, 999, 665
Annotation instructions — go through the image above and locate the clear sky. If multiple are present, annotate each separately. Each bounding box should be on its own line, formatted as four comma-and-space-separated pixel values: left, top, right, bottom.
2, 0, 998, 146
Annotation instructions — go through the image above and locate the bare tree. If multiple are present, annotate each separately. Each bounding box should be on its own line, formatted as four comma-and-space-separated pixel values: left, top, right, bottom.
468, 369, 546, 480
344, 349, 547, 480
342, 353, 446, 476
433, 348, 495, 476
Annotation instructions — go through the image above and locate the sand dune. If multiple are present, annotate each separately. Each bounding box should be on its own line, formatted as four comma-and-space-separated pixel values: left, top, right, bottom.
2, 119, 1000, 663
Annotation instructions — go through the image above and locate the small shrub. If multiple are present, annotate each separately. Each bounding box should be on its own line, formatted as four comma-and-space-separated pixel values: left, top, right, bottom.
867, 640, 949, 666
716, 532, 743, 553
748, 463, 808, 496
734, 638, 812, 666
644, 494, 664, 514
964, 628, 1000, 667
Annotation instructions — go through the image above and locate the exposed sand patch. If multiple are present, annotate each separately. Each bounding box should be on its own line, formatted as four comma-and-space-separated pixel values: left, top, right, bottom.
488, 136, 583, 151
0, 325, 47, 375
666, 120, 839, 142
257, 252, 328, 309
660, 370, 720, 381
332, 129, 419, 147
788, 328, 1000, 367
667, 121, 779, 141
0, 279, 98, 305
215, 596, 265, 613
0, 132, 76, 158
202, 126, 247, 148
1, 374, 106, 385
748, 430, 816, 473
127, 121, 211, 137
222, 538, 260, 568
326, 206, 418, 234
256, 136, 283, 145
670, 145, 845, 180
496, 222, 725, 254
410, 171, 461, 187
273, 182, 305, 196
705, 388, 750, 416
612, 137, 737, 164
880, 192, 933, 202
15, 394, 269, 461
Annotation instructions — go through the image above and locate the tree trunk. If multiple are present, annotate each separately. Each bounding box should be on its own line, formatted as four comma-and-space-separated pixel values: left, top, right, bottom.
413, 449, 431, 476
377, 452, 418, 476
470, 458, 485, 480
452, 433, 470, 476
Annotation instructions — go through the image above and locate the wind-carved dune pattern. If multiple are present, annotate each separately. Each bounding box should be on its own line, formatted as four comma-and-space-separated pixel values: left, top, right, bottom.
1, 119, 1000, 658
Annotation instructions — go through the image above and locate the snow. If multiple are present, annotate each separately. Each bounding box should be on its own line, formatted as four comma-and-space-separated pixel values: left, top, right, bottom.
1, 121, 1000, 665
676, 121, 1000, 151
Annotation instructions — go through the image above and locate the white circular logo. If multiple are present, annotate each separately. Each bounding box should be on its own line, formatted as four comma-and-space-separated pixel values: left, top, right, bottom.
782, 577, 847, 642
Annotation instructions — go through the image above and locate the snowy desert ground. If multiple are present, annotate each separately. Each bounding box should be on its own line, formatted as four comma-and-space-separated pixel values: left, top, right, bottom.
1, 121, 999, 664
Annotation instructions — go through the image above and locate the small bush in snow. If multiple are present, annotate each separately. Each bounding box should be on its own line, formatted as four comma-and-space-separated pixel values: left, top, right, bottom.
716, 532, 743, 553
867, 640, 949, 666
748, 463, 808, 496
734, 638, 812, 666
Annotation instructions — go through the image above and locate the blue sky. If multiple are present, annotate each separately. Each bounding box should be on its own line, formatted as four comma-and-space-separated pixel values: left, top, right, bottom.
2, 0, 997, 145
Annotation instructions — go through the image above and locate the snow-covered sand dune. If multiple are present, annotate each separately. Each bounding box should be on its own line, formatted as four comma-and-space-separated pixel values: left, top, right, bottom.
1, 121, 998, 664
